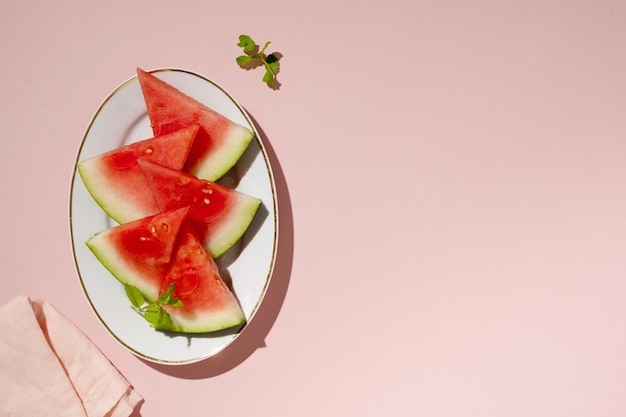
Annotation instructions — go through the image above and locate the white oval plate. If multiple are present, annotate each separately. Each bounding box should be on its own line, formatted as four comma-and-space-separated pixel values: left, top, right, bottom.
69, 68, 278, 364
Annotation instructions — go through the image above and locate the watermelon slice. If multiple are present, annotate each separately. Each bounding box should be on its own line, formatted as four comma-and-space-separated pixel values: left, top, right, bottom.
86, 207, 190, 302
137, 158, 261, 258
136, 67, 254, 181
78, 125, 198, 224
156, 222, 246, 333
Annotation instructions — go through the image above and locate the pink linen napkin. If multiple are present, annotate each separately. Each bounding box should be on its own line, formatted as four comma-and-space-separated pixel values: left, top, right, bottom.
0, 296, 143, 417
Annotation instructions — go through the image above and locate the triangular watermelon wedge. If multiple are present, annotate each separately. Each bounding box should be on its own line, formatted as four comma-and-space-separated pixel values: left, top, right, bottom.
136, 68, 254, 182
137, 159, 261, 258
78, 125, 198, 224
86, 207, 190, 302
157, 222, 246, 333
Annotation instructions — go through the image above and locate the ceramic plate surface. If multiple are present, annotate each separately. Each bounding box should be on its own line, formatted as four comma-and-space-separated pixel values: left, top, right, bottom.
69, 68, 277, 364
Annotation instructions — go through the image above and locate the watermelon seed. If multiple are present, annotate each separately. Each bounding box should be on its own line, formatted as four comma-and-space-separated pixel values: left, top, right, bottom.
203, 198, 211, 205
144, 146, 154, 155
201, 188, 213, 194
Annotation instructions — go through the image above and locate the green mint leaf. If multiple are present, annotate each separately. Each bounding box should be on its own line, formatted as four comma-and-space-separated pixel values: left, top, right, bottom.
169, 298, 184, 307
236, 55, 253, 66
266, 60, 279, 75
158, 292, 170, 305
143, 304, 162, 326
124, 284, 145, 308
236, 35, 281, 88
156, 308, 173, 328
124, 282, 182, 330
144, 304, 172, 328
158, 283, 176, 304
259, 41, 271, 55
262, 71, 275, 86
237, 35, 255, 53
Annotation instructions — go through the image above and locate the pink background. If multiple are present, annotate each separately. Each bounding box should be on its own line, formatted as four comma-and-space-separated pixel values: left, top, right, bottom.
2, 0, 626, 415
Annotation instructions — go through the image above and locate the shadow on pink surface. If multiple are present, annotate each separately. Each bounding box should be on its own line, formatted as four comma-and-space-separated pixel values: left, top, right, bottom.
141, 114, 294, 379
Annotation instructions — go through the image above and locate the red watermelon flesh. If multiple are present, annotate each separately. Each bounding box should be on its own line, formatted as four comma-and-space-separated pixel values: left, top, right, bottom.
137, 158, 261, 258
157, 222, 245, 333
78, 125, 198, 224
86, 207, 190, 302
136, 67, 254, 182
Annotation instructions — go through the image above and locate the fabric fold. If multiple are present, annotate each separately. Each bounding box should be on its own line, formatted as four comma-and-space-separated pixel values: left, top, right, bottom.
0, 296, 143, 417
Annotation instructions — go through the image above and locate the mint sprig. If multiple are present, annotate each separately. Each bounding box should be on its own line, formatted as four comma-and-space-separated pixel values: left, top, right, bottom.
125, 283, 183, 329
236, 34, 280, 88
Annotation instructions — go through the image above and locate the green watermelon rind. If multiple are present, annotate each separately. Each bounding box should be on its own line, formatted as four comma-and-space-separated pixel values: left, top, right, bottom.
161, 304, 246, 333
189, 124, 254, 182
207, 194, 262, 258
78, 157, 150, 225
